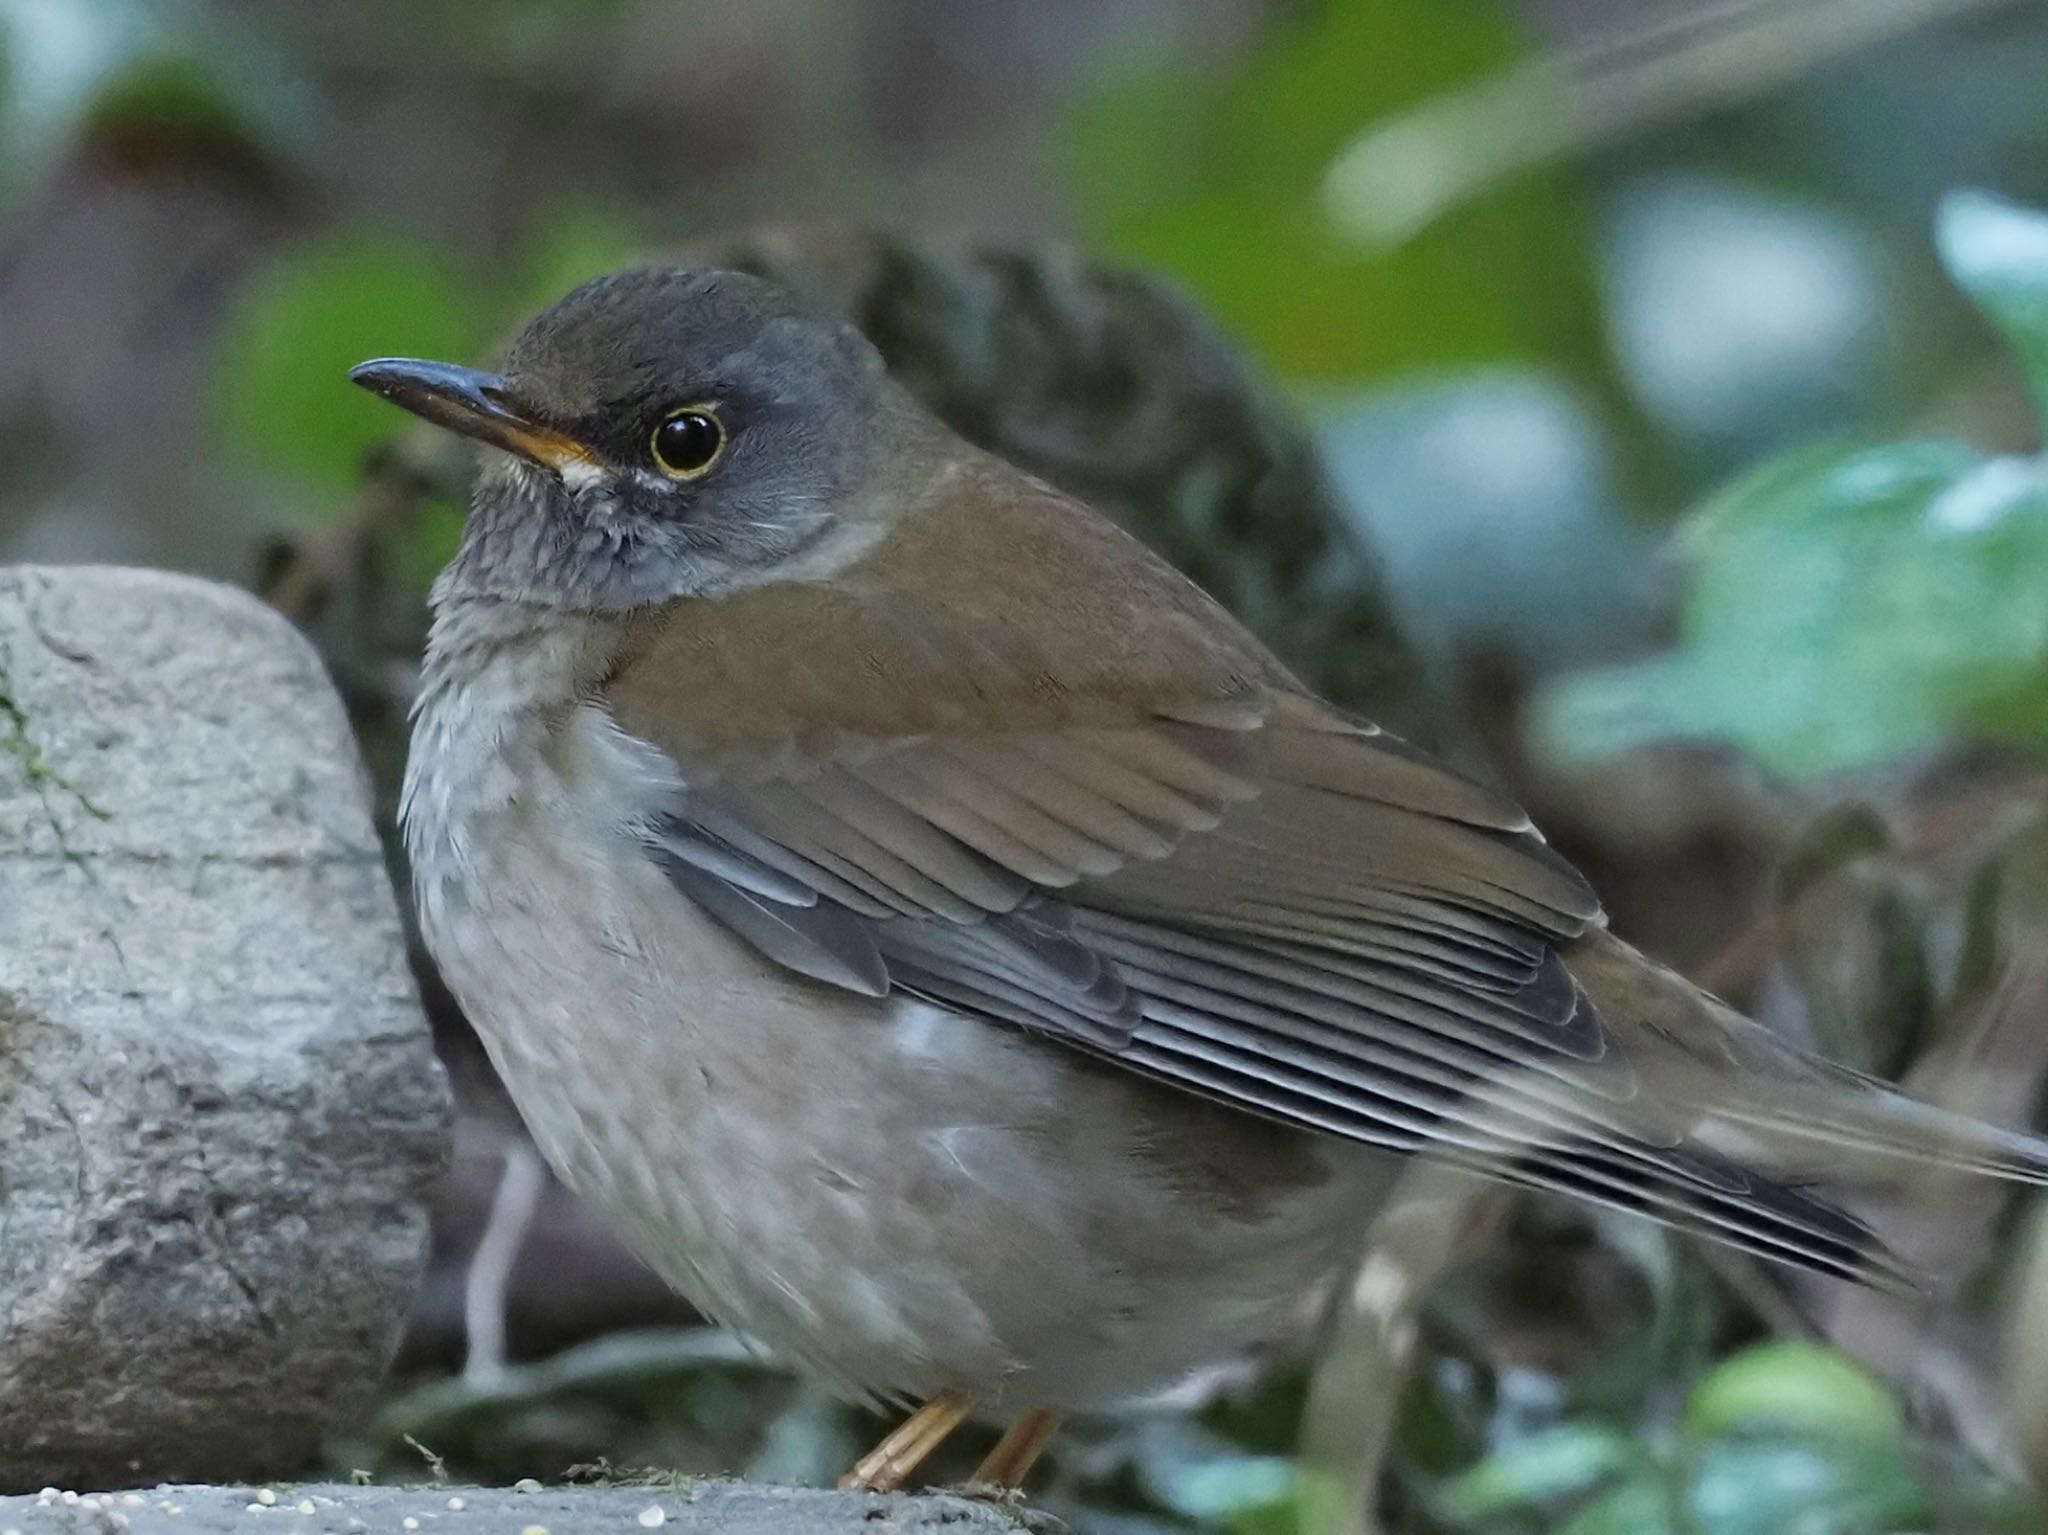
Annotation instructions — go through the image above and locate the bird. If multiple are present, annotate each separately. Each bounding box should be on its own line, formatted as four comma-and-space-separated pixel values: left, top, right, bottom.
352, 265, 2048, 1496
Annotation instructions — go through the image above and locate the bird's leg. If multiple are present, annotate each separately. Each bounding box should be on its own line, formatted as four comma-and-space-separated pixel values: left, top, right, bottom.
967, 1408, 1062, 1494
840, 1390, 975, 1492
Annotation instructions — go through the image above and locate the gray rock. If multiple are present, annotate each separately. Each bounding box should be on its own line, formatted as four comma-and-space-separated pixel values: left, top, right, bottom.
0, 1482, 1050, 1535
0, 567, 450, 1490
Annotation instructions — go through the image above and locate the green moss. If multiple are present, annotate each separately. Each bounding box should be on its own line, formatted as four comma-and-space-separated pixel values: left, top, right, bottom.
562, 1465, 705, 1497
0, 639, 108, 822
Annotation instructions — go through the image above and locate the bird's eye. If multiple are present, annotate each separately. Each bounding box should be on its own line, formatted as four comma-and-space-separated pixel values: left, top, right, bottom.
650, 407, 725, 478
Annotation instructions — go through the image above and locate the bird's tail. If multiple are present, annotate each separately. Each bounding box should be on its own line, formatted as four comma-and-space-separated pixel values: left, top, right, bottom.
1534, 931, 2048, 1289
1570, 930, 2048, 1189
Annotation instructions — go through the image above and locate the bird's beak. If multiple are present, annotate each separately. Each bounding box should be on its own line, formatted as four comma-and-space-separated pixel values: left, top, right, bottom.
348, 358, 598, 474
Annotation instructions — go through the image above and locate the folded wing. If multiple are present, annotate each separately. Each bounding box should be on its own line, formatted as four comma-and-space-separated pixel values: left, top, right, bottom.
600, 466, 1928, 1285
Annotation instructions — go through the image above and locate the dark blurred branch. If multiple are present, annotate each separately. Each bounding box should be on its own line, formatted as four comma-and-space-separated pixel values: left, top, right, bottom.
1324, 0, 2021, 247
463, 1144, 548, 1386
2003, 1208, 2048, 1496
1298, 1170, 1506, 1534
262, 428, 454, 624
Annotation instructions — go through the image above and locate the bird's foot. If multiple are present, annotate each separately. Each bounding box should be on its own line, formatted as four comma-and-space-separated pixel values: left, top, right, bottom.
943, 1479, 1030, 1505
839, 1389, 975, 1493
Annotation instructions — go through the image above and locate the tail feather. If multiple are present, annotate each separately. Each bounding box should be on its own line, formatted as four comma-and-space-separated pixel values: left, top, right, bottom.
1697, 1083, 2048, 1188
1560, 930, 2048, 1284
1509, 1144, 1917, 1291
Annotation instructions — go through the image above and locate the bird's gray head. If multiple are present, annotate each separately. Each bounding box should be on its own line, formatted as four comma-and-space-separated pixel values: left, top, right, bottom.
352, 266, 910, 609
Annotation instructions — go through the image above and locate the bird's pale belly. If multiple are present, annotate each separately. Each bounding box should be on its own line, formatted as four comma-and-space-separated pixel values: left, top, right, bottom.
417, 779, 1388, 1411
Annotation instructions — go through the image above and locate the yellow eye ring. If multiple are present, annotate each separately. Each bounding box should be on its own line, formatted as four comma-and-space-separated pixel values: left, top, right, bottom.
650, 405, 725, 478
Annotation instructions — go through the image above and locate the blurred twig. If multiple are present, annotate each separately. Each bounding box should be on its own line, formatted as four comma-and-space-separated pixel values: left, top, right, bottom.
1299, 1167, 1506, 1535
1790, 789, 2048, 1474
464, 1143, 548, 1386
379, 1326, 767, 1450
262, 427, 455, 623
2002, 1206, 2048, 1497
1323, 0, 2019, 248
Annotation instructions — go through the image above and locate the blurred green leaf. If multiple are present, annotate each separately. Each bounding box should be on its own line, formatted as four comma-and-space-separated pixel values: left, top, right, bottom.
1126, 1418, 1301, 1529
1437, 1422, 1641, 1520
1435, 1353, 1922, 1535
1938, 189, 2048, 429
1537, 194, 2048, 777
1539, 440, 2048, 775
214, 234, 489, 498
1430, 1348, 1937, 1534
1682, 1343, 1902, 1445
0, 0, 305, 209
1681, 1434, 1924, 1535
1064, 0, 1595, 381
1556, 1476, 1677, 1535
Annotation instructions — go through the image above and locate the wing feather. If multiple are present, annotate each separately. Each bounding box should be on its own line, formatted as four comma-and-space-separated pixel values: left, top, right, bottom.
597, 466, 1923, 1283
